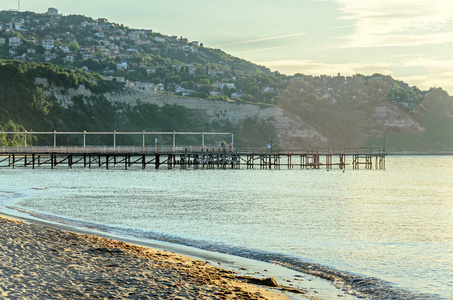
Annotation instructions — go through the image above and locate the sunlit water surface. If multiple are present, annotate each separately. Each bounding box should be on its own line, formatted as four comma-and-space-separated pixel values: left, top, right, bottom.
1, 156, 452, 299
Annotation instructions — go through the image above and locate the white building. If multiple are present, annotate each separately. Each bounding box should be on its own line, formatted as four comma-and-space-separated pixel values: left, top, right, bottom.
44, 51, 57, 61
231, 93, 243, 100
154, 36, 166, 43
213, 82, 236, 89
47, 8, 59, 16
129, 81, 157, 92
145, 67, 157, 74
208, 69, 225, 77
64, 54, 75, 62
8, 37, 21, 48
59, 46, 70, 53
117, 62, 128, 70
42, 38, 54, 50
94, 32, 105, 38
82, 53, 94, 60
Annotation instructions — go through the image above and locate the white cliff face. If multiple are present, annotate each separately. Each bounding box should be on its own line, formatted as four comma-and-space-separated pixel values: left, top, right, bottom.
104, 88, 429, 148
35, 78, 93, 109
372, 104, 426, 132
104, 88, 331, 148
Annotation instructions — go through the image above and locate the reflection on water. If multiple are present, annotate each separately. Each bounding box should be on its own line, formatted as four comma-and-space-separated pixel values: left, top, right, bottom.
1, 156, 452, 299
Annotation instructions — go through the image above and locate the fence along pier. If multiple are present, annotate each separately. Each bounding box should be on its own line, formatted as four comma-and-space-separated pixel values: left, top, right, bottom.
0, 131, 386, 170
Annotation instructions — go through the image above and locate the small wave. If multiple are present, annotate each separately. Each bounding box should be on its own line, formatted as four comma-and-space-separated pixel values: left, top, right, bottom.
6, 206, 441, 300
0, 190, 23, 202
0, 191, 14, 198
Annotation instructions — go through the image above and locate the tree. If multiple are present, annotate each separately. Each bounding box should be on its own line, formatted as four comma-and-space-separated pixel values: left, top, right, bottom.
0, 120, 27, 146
68, 42, 80, 53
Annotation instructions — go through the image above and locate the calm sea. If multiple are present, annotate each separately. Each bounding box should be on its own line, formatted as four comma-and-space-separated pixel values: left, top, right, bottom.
0, 156, 452, 299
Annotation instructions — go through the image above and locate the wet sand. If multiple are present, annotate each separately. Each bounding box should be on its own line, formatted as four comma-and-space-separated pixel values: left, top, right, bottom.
0, 215, 316, 299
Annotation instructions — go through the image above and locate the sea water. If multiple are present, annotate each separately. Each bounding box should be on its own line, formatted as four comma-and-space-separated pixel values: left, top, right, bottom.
0, 156, 452, 299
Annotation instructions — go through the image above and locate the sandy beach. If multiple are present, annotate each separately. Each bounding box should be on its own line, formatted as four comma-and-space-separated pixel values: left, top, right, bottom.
0, 215, 315, 300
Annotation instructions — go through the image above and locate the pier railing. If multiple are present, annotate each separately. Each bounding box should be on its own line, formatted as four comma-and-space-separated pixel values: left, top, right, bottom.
1, 145, 386, 155
0, 131, 235, 148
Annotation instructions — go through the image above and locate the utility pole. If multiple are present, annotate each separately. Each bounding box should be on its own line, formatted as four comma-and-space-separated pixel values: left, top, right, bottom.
18, 1, 20, 11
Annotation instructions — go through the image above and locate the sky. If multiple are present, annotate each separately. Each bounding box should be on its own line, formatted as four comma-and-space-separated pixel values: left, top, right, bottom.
1, 0, 453, 94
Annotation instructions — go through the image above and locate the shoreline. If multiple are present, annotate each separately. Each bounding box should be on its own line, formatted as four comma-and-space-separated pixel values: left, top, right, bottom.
0, 213, 354, 299
0, 214, 293, 299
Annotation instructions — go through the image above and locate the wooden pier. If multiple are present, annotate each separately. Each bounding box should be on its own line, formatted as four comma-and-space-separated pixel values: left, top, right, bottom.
0, 147, 386, 170
0, 131, 386, 170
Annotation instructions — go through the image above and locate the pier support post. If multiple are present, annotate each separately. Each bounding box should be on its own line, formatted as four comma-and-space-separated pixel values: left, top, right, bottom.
155, 154, 160, 169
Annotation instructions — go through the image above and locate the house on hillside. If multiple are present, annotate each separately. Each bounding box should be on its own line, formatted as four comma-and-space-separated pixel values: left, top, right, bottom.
42, 37, 55, 50
8, 37, 21, 48
129, 31, 140, 41
129, 82, 157, 92
82, 53, 94, 60
64, 54, 75, 62
94, 32, 105, 38
208, 69, 225, 77
231, 93, 242, 100
108, 44, 120, 55
59, 46, 70, 53
117, 62, 128, 70
209, 90, 222, 97
187, 64, 197, 75
11, 19, 25, 30
44, 51, 57, 61
47, 8, 59, 16
213, 82, 235, 89
145, 67, 157, 74
154, 36, 166, 43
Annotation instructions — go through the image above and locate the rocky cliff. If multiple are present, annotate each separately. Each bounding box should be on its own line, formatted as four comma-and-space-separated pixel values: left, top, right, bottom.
104, 88, 426, 149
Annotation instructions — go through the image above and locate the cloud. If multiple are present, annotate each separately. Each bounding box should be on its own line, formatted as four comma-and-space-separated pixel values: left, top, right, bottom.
215, 32, 306, 47
329, 0, 453, 48
232, 46, 286, 55
335, 32, 453, 48
395, 55, 453, 92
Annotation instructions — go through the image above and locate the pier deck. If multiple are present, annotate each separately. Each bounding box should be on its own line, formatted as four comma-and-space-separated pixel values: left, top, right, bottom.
0, 146, 386, 170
